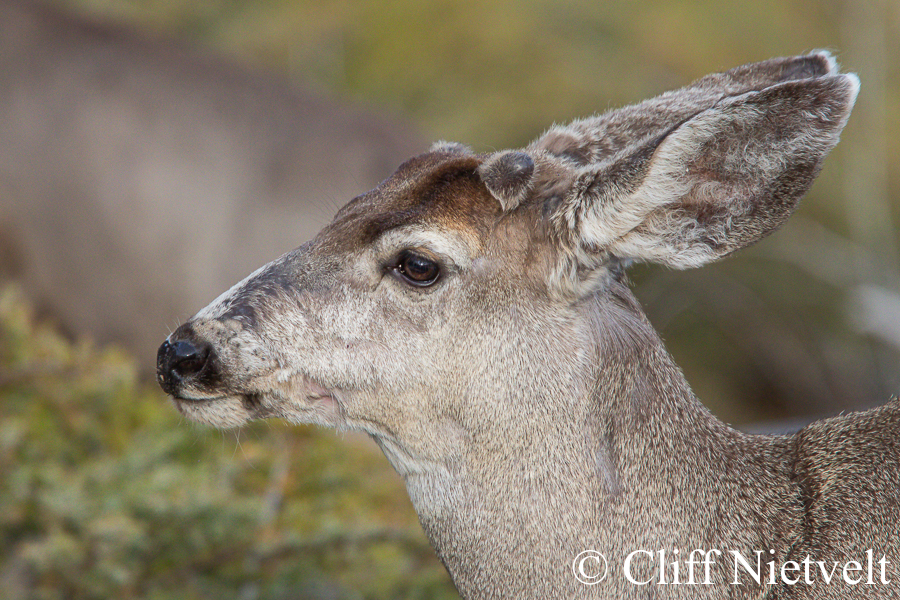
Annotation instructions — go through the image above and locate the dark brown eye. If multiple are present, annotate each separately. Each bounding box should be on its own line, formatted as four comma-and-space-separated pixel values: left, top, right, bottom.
395, 250, 441, 287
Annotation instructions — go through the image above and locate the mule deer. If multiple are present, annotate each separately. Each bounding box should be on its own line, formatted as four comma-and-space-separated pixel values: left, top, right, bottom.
157, 53, 900, 599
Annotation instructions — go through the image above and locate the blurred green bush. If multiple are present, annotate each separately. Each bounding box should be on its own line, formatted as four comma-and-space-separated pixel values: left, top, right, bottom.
0, 283, 458, 599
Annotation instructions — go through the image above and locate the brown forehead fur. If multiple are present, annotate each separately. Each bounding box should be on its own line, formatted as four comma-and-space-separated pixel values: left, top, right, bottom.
322, 151, 502, 251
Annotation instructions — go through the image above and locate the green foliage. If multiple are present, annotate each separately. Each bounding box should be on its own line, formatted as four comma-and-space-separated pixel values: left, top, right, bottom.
0, 284, 458, 599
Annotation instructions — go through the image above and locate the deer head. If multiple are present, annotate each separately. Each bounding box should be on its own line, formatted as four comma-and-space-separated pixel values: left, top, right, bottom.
157, 52, 860, 598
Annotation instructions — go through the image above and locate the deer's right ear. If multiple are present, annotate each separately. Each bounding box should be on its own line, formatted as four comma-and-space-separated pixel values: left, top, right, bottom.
541, 72, 858, 294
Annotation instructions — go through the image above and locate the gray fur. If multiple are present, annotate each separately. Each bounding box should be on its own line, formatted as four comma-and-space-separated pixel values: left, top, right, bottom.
478, 150, 535, 210
158, 54, 898, 599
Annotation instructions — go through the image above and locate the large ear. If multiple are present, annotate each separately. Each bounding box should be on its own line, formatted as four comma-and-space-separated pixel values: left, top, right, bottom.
533, 57, 858, 294
532, 51, 839, 166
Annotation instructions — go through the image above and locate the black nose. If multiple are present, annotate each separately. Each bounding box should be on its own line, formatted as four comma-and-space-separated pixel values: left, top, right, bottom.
157, 338, 212, 395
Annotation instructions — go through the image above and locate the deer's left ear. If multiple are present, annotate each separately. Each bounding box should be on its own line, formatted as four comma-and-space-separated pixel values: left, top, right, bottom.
549, 73, 859, 272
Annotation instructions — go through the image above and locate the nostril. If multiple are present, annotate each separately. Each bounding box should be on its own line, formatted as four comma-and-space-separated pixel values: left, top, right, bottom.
157, 335, 218, 397
170, 340, 211, 379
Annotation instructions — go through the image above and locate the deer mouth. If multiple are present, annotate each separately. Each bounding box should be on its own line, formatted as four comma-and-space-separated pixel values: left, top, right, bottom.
165, 368, 343, 429
170, 391, 264, 412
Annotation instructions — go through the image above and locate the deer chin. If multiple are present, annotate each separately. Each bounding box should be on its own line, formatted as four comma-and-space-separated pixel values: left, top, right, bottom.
170, 394, 256, 428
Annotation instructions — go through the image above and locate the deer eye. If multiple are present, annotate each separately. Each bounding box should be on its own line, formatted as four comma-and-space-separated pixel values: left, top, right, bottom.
394, 250, 441, 287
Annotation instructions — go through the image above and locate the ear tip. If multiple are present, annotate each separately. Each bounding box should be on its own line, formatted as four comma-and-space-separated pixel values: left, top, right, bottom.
840, 72, 861, 105
806, 49, 840, 74
777, 50, 841, 83
821, 73, 861, 121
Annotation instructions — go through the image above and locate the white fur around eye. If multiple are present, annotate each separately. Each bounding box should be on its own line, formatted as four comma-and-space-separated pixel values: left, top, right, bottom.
375, 226, 474, 270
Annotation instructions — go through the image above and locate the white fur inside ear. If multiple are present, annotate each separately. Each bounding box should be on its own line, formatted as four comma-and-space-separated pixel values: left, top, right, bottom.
595, 117, 721, 250
549, 75, 858, 278
582, 101, 774, 269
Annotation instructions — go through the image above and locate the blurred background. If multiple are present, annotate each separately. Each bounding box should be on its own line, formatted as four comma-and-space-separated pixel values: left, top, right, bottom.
1, 0, 898, 598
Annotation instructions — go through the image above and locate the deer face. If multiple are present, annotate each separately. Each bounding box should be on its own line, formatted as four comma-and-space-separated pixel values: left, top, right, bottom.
158, 52, 857, 475
157, 149, 600, 471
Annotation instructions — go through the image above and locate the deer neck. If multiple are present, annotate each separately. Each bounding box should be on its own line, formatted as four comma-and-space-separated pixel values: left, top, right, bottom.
387, 287, 805, 599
